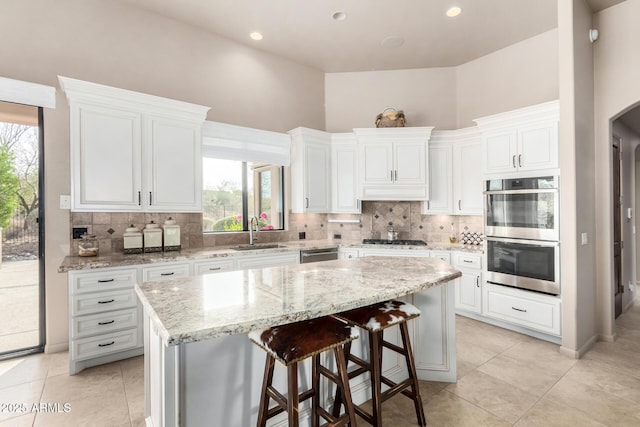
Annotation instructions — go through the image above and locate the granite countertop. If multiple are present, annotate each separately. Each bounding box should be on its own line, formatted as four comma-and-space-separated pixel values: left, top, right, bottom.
134, 256, 462, 346
58, 239, 483, 272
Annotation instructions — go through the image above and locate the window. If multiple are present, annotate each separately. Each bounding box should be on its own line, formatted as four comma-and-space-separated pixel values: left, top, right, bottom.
203, 158, 284, 232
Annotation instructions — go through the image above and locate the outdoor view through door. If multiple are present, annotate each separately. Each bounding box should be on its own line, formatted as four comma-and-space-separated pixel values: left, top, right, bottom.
0, 101, 44, 357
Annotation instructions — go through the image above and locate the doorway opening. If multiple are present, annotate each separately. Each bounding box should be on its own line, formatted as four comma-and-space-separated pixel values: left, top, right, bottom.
0, 100, 45, 358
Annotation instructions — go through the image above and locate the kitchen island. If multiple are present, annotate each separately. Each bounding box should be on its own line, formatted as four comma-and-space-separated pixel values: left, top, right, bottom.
135, 256, 461, 427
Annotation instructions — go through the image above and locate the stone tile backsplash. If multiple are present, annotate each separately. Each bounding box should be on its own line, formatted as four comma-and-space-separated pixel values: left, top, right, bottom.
327, 201, 484, 245
69, 202, 482, 255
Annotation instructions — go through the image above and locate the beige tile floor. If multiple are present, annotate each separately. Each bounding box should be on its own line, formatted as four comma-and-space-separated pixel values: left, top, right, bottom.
1, 304, 640, 426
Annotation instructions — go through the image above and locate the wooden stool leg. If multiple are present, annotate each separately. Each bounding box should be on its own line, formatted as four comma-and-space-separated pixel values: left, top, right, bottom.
312, 354, 320, 427
334, 346, 357, 426
400, 322, 426, 426
332, 340, 351, 418
257, 354, 275, 427
370, 330, 383, 427
287, 362, 300, 427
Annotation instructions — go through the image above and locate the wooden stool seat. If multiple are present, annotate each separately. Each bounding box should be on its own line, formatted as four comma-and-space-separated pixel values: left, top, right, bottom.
249, 316, 359, 427
333, 300, 427, 426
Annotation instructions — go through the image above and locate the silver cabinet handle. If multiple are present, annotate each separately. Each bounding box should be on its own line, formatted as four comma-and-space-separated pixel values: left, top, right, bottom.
463, 259, 473, 263
394, 170, 398, 181
512, 307, 527, 313
98, 320, 115, 325
476, 275, 480, 287
209, 267, 222, 271
390, 170, 394, 182
98, 341, 115, 347
149, 191, 153, 205
160, 272, 175, 276
512, 155, 516, 168
426, 200, 430, 210
97, 278, 114, 283
138, 191, 141, 206
518, 154, 522, 168
98, 299, 115, 304
458, 200, 462, 211
305, 197, 309, 208
356, 199, 360, 209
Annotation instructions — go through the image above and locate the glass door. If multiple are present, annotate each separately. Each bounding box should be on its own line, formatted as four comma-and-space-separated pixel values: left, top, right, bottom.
0, 101, 44, 358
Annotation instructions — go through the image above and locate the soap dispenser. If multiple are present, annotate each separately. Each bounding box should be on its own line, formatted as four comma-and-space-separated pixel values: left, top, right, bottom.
162, 217, 181, 251
143, 221, 163, 253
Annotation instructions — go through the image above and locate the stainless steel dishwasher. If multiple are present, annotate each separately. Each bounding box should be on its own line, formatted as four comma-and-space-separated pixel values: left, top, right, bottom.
300, 247, 339, 263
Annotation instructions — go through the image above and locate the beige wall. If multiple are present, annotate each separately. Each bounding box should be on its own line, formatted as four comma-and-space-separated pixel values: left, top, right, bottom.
455, 29, 559, 128
0, 0, 325, 352
324, 68, 457, 132
594, 0, 640, 340
558, 0, 598, 357
325, 29, 559, 132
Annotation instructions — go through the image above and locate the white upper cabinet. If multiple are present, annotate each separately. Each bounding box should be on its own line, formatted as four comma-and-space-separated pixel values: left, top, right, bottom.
288, 127, 332, 213
475, 100, 559, 176
354, 127, 433, 201
423, 128, 482, 215
60, 76, 210, 212
331, 133, 360, 213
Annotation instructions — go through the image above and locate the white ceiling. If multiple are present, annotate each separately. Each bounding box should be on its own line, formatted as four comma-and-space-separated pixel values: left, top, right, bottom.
117, 0, 623, 73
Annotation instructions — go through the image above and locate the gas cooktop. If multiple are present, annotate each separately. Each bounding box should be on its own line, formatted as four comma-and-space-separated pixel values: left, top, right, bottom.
362, 239, 427, 246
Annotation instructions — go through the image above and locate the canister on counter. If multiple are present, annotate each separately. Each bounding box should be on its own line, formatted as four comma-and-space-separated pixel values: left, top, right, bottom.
143, 221, 163, 253
123, 225, 143, 254
162, 217, 181, 251
78, 233, 99, 257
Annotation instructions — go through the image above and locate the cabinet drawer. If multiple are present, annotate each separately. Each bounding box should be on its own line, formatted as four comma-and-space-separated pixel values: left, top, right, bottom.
72, 307, 138, 339
430, 251, 451, 263
235, 252, 300, 269
72, 289, 137, 317
453, 252, 482, 270
142, 263, 190, 282
483, 284, 560, 335
72, 328, 139, 361
71, 268, 137, 294
193, 259, 235, 275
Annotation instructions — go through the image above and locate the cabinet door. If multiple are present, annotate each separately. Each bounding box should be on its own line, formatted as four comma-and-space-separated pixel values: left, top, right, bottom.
424, 143, 452, 214
453, 141, 483, 215
482, 130, 517, 174
305, 142, 331, 212
518, 121, 558, 172
360, 142, 393, 185
71, 103, 143, 211
338, 248, 360, 260
145, 116, 203, 212
455, 272, 482, 314
331, 142, 360, 213
394, 141, 426, 185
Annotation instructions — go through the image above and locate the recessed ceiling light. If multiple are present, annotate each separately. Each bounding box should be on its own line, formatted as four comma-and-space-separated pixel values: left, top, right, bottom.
332, 11, 347, 21
250, 32, 263, 41
446, 6, 462, 17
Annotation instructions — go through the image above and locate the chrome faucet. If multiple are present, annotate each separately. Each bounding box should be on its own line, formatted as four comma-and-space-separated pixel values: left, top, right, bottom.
249, 216, 259, 245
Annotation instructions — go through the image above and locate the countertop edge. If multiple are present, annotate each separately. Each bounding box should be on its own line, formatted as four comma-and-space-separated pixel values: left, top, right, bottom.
59, 240, 483, 273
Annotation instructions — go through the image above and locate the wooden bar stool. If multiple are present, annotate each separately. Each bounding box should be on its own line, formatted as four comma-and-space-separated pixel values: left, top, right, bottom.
332, 300, 426, 426
249, 316, 359, 427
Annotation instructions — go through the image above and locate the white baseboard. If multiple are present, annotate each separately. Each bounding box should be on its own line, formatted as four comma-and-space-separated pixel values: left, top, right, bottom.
45, 342, 69, 353
560, 334, 597, 359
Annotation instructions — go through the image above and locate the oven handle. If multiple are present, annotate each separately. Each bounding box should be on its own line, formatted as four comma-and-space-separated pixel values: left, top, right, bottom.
483, 189, 557, 195
486, 236, 560, 247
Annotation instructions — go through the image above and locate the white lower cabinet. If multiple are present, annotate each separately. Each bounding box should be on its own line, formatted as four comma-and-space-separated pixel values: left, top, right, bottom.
339, 248, 360, 260
483, 283, 561, 336
452, 252, 482, 315
68, 251, 301, 374
68, 267, 143, 375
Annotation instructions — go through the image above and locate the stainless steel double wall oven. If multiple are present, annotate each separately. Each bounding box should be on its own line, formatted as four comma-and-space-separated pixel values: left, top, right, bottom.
484, 176, 560, 295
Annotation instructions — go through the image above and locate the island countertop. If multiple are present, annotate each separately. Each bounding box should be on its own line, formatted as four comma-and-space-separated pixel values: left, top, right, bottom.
135, 256, 461, 347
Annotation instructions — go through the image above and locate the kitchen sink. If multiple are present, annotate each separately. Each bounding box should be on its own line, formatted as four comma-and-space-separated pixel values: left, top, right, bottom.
231, 244, 286, 251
